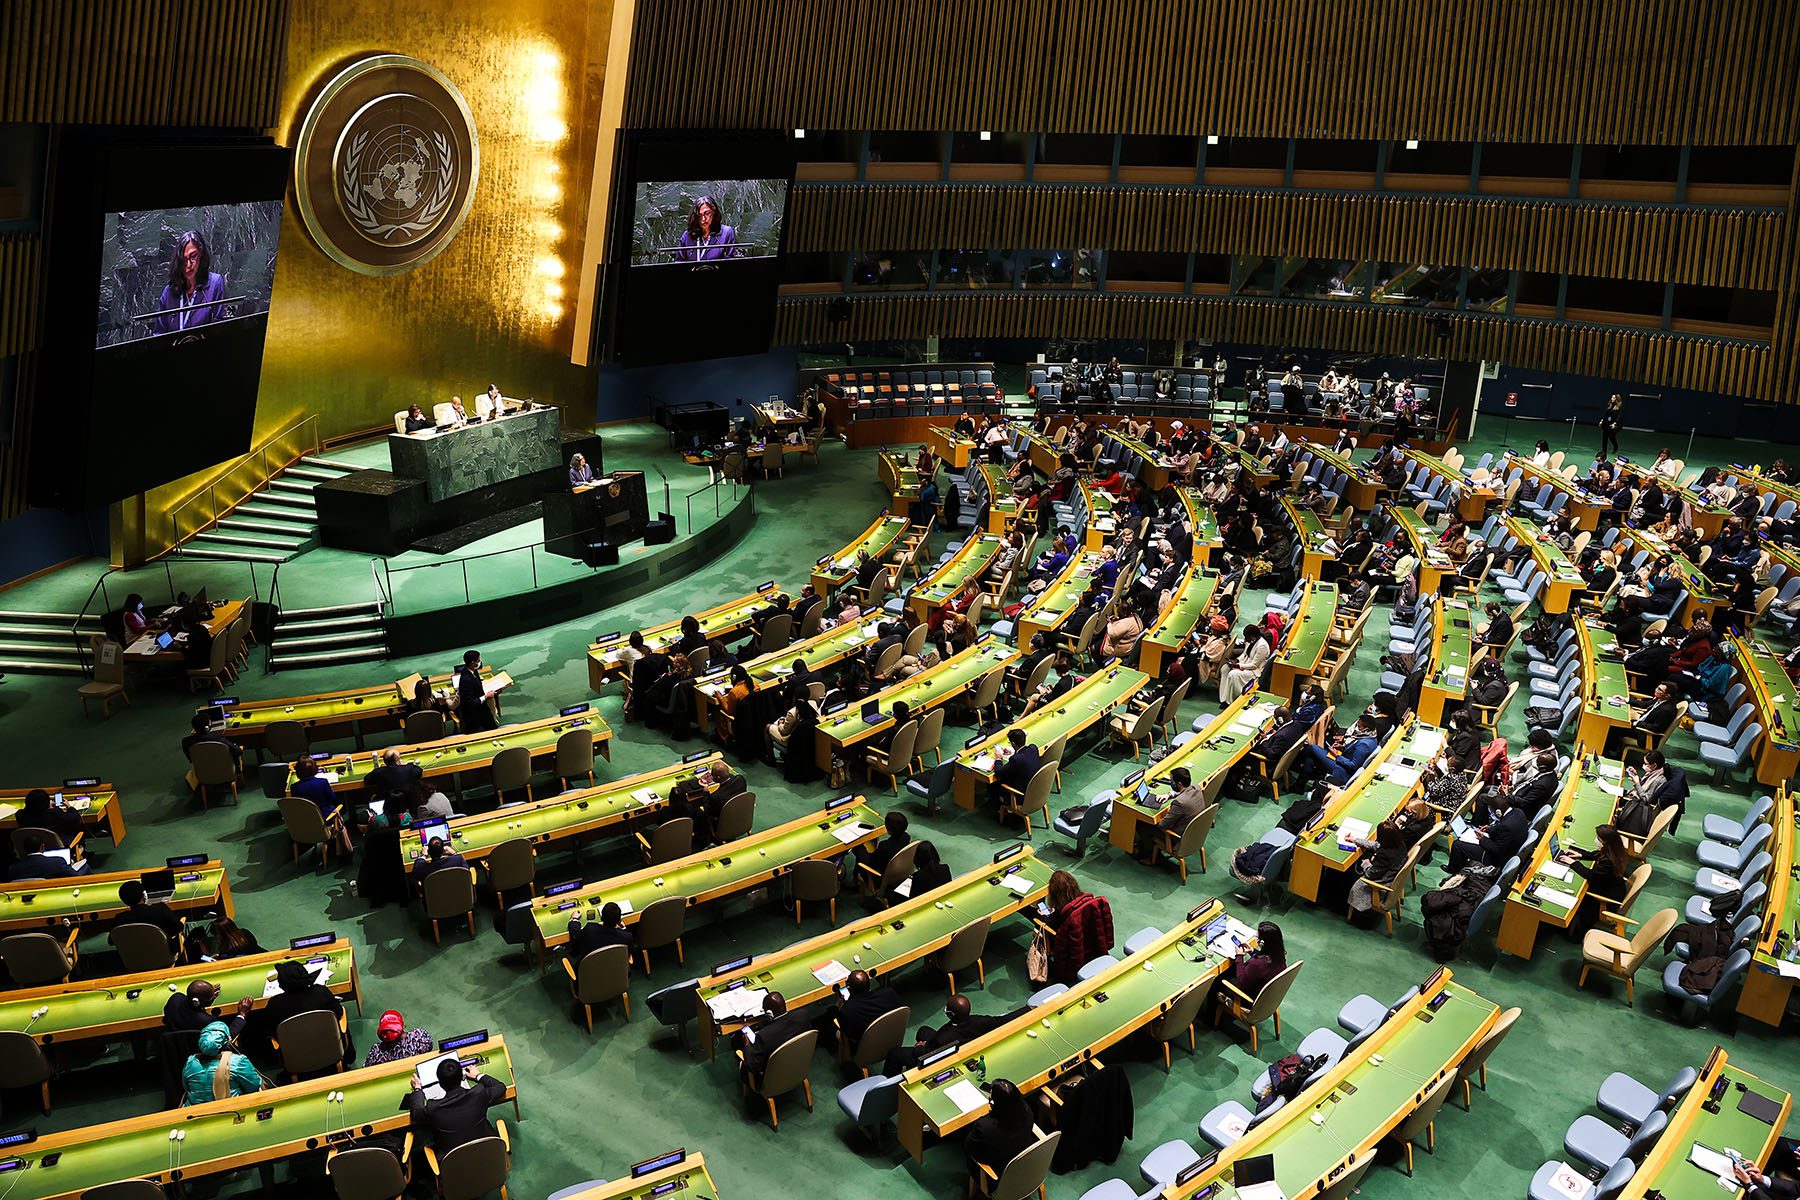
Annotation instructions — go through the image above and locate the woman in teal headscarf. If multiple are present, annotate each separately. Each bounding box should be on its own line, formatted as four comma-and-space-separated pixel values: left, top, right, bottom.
181, 1020, 261, 1105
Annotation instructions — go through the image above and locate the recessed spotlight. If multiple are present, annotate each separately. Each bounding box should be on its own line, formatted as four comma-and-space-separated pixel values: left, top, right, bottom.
1205, 134, 1219, 146
793, 128, 806, 139
1404, 139, 1420, 150
979, 130, 992, 141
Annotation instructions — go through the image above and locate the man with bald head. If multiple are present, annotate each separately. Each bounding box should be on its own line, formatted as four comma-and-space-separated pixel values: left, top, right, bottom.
738, 992, 811, 1084
830, 968, 902, 1054
162, 978, 254, 1037
883, 993, 1010, 1075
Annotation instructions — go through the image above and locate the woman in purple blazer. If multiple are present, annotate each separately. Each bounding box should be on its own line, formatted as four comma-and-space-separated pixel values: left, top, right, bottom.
674, 195, 737, 261
154, 229, 228, 333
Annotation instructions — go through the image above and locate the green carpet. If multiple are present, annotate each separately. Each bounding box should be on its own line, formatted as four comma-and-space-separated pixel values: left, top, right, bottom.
0, 417, 1793, 1199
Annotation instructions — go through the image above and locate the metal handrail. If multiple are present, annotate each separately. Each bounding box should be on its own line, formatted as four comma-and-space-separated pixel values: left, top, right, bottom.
162, 413, 323, 556
68, 560, 268, 676
371, 558, 392, 615
684, 472, 742, 532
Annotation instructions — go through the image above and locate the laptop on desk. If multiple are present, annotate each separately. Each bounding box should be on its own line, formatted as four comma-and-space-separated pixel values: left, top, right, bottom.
140, 868, 176, 903
1234, 1153, 1286, 1200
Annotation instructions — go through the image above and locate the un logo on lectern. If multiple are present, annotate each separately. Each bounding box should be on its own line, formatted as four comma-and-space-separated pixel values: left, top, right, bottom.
294, 54, 480, 276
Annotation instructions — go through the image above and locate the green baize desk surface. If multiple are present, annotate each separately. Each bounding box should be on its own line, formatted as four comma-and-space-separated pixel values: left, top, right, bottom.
1277, 581, 1337, 671
532, 803, 882, 947
1434, 599, 1473, 695
591, 591, 777, 658
1753, 802, 1799, 972
819, 517, 912, 581
1112, 694, 1277, 825
1635, 1063, 1790, 1200
1392, 507, 1456, 570
1512, 758, 1624, 922
1018, 552, 1105, 629
0, 943, 356, 1042
313, 714, 607, 789
1580, 624, 1632, 711
1145, 570, 1220, 654
1306, 723, 1445, 870
956, 667, 1150, 774
916, 535, 1003, 603
699, 849, 1055, 1027
1179, 981, 1497, 1199
0, 865, 225, 927
695, 613, 883, 699
1741, 638, 1800, 749
903, 906, 1234, 1135
3, 1037, 515, 1200
0, 789, 113, 826
218, 672, 470, 731
397, 757, 720, 861
817, 640, 1015, 746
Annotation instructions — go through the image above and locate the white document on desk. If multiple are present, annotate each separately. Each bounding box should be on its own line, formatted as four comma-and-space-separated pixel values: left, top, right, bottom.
1380, 764, 1422, 788
705, 987, 768, 1023
943, 1080, 989, 1116
1533, 884, 1579, 910
831, 822, 874, 845
1688, 1144, 1734, 1180
811, 960, 850, 987
1003, 874, 1035, 896
631, 787, 661, 804
1775, 959, 1800, 979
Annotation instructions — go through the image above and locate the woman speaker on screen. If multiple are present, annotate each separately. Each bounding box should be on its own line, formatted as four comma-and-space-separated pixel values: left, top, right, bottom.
674, 195, 738, 261
154, 229, 229, 333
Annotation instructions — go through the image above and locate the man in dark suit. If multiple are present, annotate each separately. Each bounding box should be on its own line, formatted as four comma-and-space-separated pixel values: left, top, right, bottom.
1449, 790, 1530, 872
7, 832, 80, 881
854, 812, 910, 874
405, 1058, 510, 1154
454, 650, 497, 734
1506, 754, 1562, 817
988, 729, 1042, 807
163, 979, 254, 1036
567, 901, 634, 961
739, 992, 811, 1084
409, 837, 468, 882
669, 763, 747, 846
365, 748, 424, 801
831, 969, 902, 1053
117, 879, 184, 943
182, 712, 243, 773
854, 552, 884, 594
865, 621, 906, 668
883, 993, 1008, 1074
1608, 681, 1679, 757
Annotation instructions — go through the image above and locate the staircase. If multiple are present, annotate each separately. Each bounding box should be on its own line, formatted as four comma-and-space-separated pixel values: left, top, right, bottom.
178, 455, 362, 564
0, 611, 101, 676
268, 601, 387, 671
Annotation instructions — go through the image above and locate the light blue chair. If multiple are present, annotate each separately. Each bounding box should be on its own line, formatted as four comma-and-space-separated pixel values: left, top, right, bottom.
1336, 994, 1384, 1035
549, 1184, 609, 1200
905, 760, 957, 813
1697, 824, 1771, 873
1028, 984, 1069, 1007
1702, 795, 1774, 845
1251, 1027, 1346, 1102
1662, 948, 1753, 1020
1692, 690, 1750, 742
1076, 1181, 1141, 1200
1684, 883, 1764, 928
1078, 955, 1119, 981
1697, 723, 1760, 783
1694, 851, 1771, 899
1597, 1066, 1698, 1126
1563, 1109, 1666, 1171
1124, 926, 1165, 956
1528, 1155, 1636, 1200
837, 1073, 901, 1147
1053, 796, 1112, 858
1138, 1140, 1202, 1191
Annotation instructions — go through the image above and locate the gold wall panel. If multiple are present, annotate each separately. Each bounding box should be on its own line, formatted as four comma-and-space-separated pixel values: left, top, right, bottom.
625, 0, 1800, 145
787, 184, 1788, 291
774, 293, 1772, 399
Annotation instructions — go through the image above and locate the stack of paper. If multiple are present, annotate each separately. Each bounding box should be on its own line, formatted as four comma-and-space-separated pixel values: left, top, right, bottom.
631, 788, 661, 804
1538, 861, 1575, 882
830, 822, 874, 845
1338, 818, 1373, 847
811, 960, 850, 987
1412, 728, 1447, 756
705, 987, 769, 1022
1380, 764, 1422, 788
943, 1079, 989, 1115
1003, 874, 1035, 895
1533, 883, 1580, 910
973, 755, 996, 772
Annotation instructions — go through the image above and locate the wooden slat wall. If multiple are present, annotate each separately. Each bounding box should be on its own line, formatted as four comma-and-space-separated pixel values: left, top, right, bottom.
625, 0, 1800, 144
774, 293, 1772, 398
0, 0, 291, 127
0, 232, 43, 361
787, 185, 1788, 290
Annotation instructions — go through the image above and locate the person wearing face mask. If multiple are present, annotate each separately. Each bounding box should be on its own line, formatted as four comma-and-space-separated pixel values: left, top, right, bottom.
163, 979, 255, 1036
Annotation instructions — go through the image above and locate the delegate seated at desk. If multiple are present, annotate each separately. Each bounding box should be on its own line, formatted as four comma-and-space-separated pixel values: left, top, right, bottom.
569, 453, 596, 487
8, 831, 80, 880
404, 404, 434, 434
406, 1058, 510, 1155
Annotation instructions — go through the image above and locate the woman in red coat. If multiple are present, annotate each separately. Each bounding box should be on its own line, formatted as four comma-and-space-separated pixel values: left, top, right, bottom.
1042, 870, 1114, 984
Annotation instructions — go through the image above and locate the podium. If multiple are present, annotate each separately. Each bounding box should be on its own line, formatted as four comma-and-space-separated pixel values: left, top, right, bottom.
543, 472, 650, 560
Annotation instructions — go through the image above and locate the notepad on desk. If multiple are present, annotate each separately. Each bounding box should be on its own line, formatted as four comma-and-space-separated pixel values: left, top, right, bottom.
1003, 874, 1035, 896
631, 787, 661, 804
1532, 884, 1579, 910
830, 822, 874, 845
943, 1079, 989, 1115
1379, 764, 1422, 787
811, 960, 850, 987
1538, 861, 1575, 882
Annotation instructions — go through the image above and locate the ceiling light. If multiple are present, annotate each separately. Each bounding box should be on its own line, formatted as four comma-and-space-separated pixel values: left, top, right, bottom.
1404, 139, 1420, 150
979, 130, 992, 141
1206, 135, 1219, 146
793, 128, 806, 139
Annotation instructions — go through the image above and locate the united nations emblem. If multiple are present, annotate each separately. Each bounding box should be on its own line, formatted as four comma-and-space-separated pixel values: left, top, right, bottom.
293, 54, 480, 276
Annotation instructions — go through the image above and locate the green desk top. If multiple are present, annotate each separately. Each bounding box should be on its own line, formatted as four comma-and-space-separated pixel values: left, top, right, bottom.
1276, 581, 1338, 674
0, 864, 226, 929
1192, 981, 1498, 1200
1621, 528, 1721, 605
590, 590, 779, 663
881, 451, 922, 497
695, 613, 883, 699
0, 788, 115, 828
1016, 551, 1106, 633
1279, 497, 1328, 546
817, 640, 1016, 748
955, 667, 1149, 778
1145, 569, 1220, 656
565, 1160, 719, 1200
532, 803, 882, 946
1433, 598, 1474, 698
0, 943, 355, 1043
903, 907, 1230, 1133
1083, 482, 1117, 516
6, 1037, 516, 1200
315, 713, 607, 791
1512, 757, 1625, 922
1392, 506, 1457, 571
698, 850, 1055, 1022
1112, 694, 1277, 825
1578, 621, 1632, 714
397, 757, 721, 862
1739, 637, 1800, 750
977, 466, 1021, 518
1505, 516, 1586, 584
1305, 722, 1445, 869
1634, 1062, 1791, 1200
1105, 431, 1168, 468
915, 535, 1003, 605
217, 673, 468, 732
1181, 491, 1221, 551
1752, 798, 1797, 971
818, 517, 911, 585
1505, 453, 1600, 502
